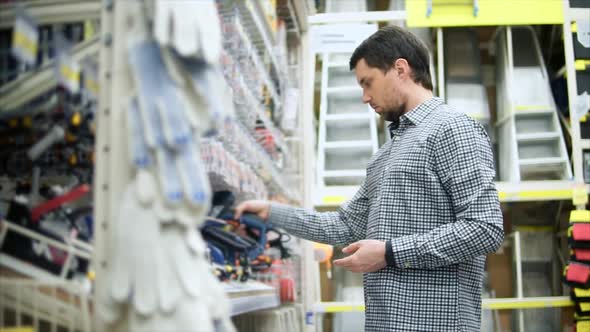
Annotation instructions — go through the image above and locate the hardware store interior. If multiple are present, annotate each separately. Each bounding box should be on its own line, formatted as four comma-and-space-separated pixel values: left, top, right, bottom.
0, 0, 589, 331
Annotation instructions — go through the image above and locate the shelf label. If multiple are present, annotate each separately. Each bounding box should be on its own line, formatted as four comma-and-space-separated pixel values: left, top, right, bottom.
11, 6, 38, 66
82, 58, 99, 100
54, 33, 80, 93
573, 92, 590, 122
576, 19, 590, 48
311, 23, 377, 53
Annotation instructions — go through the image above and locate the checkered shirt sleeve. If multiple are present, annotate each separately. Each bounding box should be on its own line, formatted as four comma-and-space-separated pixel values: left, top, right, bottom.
268, 182, 369, 246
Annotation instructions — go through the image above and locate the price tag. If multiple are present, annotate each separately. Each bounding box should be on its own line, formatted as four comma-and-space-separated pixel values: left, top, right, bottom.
57, 57, 81, 93
11, 7, 39, 65
573, 91, 590, 122
576, 19, 590, 48
54, 33, 80, 93
82, 59, 99, 100
311, 23, 377, 53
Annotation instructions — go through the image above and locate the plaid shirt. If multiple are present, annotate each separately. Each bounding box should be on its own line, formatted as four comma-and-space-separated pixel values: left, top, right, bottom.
269, 97, 504, 331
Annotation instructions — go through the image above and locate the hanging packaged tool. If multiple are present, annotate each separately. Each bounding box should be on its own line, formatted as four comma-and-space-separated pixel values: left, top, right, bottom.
573, 248, 590, 262
564, 261, 590, 289
570, 223, 590, 248
576, 319, 590, 331
202, 221, 257, 263
31, 184, 90, 222
27, 125, 65, 161
577, 301, 590, 317
211, 191, 269, 260
572, 287, 590, 302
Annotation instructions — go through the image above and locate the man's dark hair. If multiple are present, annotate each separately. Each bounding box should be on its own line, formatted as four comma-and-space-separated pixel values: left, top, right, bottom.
349, 26, 433, 90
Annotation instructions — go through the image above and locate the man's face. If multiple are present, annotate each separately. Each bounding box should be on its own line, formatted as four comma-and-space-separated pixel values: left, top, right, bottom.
354, 58, 406, 122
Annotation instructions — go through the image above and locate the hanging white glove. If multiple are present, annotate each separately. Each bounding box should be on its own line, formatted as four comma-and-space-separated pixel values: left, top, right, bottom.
108, 29, 235, 332
154, 0, 222, 63
106, 179, 231, 329
127, 40, 211, 213
109, 180, 160, 315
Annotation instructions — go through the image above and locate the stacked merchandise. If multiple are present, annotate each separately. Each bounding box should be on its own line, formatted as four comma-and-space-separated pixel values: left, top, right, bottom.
0, 6, 97, 331
0, 8, 95, 284
203, 191, 297, 302
563, 210, 590, 331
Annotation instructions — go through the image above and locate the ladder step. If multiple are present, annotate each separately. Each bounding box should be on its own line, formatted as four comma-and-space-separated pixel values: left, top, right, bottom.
327, 61, 350, 68
326, 86, 360, 94
516, 132, 561, 142
519, 157, 568, 166
325, 113, 371, 121
324, 140, 374, 150
323, 170, 366, 177
514, 106, 554, 114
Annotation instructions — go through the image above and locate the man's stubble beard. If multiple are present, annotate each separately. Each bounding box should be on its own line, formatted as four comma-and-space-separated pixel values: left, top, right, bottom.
381, 103, 406, 122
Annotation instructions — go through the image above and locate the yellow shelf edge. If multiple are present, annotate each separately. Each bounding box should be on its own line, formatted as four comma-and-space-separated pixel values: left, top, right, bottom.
406, 0, 564, 27
316, 297, 574, 312
0, 328, 35, 332
483, 299, 574, 310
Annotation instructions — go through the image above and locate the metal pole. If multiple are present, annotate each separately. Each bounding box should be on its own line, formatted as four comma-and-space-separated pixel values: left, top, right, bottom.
513, 231, 525, 331
562, 3, 585, 187
436, 27, 445, 99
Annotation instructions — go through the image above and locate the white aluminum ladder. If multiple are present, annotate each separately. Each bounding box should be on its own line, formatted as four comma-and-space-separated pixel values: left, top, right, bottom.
316, 52, 379, 188
496, 26, 573, 181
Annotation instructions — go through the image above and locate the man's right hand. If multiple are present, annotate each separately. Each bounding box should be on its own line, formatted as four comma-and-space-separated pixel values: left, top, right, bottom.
234, 200, 271, 221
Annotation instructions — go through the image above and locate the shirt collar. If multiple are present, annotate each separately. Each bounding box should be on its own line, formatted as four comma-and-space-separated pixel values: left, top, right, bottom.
388, 97, 443, 134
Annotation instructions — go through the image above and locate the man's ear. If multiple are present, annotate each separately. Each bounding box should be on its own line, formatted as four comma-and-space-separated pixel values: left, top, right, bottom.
393, 58, 410, 78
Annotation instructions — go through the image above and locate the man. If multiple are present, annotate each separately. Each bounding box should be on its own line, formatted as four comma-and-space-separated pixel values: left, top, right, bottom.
234, 26, 503, 331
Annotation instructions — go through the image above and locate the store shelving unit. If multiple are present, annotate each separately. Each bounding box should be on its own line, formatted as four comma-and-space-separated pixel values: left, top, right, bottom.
0, 0, 312, 331
225, 281, 281, 316
0, 1, 97, 331
93, 1, 316, 331
0, 0, 101, 29
0, 278, 92, 332
0, 36, 99, 112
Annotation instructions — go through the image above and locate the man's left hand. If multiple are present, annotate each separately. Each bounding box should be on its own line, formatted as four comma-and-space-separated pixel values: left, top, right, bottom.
333, 240, 387, 273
